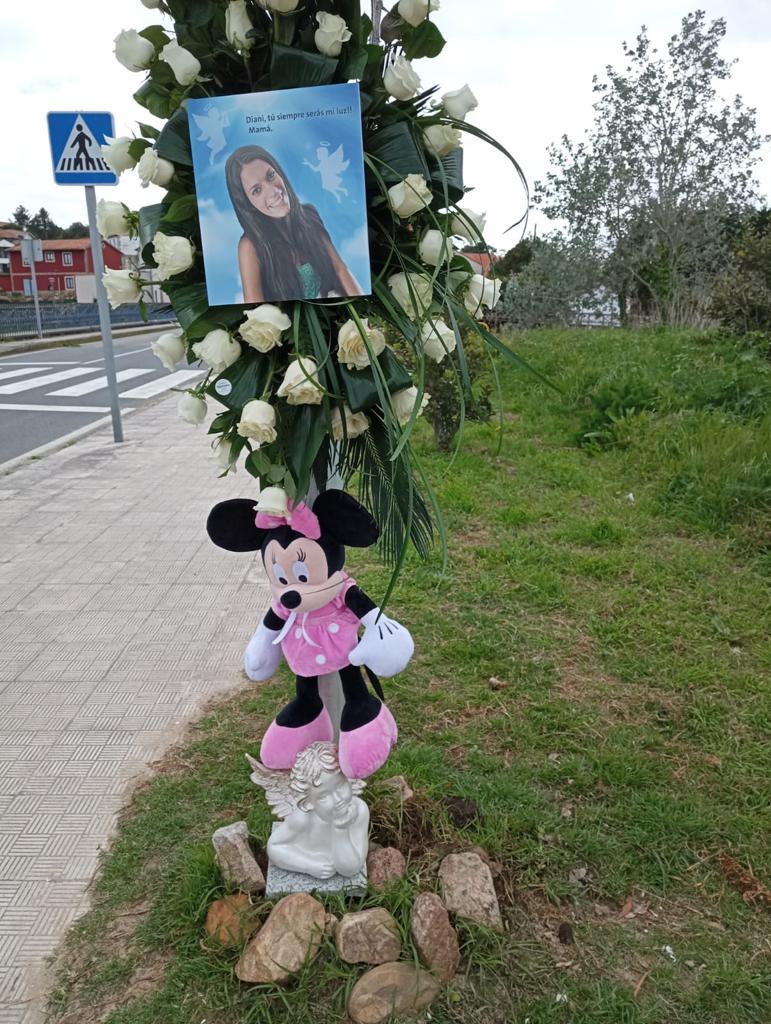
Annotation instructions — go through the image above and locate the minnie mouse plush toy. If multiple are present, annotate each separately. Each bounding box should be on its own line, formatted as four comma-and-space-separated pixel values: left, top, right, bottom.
206, 487, 413, 779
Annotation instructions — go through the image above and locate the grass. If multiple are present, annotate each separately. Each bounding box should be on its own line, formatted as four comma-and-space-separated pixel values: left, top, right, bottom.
46, 327, 771, 1024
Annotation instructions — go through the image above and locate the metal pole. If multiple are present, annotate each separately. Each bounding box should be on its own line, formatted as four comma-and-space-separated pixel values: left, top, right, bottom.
371, 0, 383, 44
29, 258, 43, 340
84, 185, 123, 443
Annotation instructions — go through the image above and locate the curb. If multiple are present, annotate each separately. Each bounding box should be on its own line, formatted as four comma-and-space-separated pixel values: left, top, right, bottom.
0, 322, 176, 358
0, 408, 141, 477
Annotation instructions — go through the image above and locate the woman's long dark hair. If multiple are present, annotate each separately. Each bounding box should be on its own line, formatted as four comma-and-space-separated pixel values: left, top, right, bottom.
226, 145, 346, 299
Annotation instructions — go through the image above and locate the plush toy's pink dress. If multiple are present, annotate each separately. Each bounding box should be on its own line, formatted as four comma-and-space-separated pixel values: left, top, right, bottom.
271, 576, 360, 676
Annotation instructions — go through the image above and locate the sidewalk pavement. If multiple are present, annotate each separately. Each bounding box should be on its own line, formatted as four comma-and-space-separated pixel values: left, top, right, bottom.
0, 397, 268, 1023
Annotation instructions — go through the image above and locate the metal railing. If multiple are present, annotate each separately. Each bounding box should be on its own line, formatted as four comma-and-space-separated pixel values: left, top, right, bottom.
0, 301, 175, 340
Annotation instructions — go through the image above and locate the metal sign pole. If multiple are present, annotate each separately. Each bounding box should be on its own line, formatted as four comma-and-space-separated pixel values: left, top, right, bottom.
84, 185, 123, 443
22, 238, 44, 338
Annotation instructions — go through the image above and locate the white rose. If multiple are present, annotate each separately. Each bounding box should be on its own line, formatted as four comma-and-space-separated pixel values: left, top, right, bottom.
464, 274, 501, 315
451, 207, 487, 242
140, 0, 162, 8
442, 84, 478, 121
257, 486, 289, 516
237, 400, 277, 444
423, 123, 461, 159
151, 328, 186, 370
337, 318, 386, 371
383, 55, 422, 101
388, 174, 433, 219
391, 386, 430, 426
419, 229, 451, 266
177, 392, 207, 425
193, 329, 241, 373
114, 29, 155, 72
331, 405, 370, 441
211, 436, 237, 474
152, 232, 195, 279
102, 269, 141, 308
226, 1, 255, 49
315, 12, 352, 57
398, 0, 440, 27
276, 357, 323, 405
387, 272, 434, 320
160, 41, 201, 86
96, 200, 132, 238
239, 304, 291, 353
258, 0, 300, 12
420, 319, 456, 363
102, 137, 137, 175
137, 148, 175, 188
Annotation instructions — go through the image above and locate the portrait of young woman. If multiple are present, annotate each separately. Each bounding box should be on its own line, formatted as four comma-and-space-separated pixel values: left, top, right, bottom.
225, 145, 363, 303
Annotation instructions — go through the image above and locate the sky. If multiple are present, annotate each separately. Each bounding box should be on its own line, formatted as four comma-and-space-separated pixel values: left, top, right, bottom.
1, 0, 769, 251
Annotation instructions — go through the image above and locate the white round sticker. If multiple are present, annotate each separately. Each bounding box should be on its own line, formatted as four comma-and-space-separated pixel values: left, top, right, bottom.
214, 379, 233, 397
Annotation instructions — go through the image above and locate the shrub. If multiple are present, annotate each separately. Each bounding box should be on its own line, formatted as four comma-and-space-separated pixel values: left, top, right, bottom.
711, 227, 771, 338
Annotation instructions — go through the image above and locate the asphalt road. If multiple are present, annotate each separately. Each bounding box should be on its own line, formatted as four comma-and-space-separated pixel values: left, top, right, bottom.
0, 330, 204, 465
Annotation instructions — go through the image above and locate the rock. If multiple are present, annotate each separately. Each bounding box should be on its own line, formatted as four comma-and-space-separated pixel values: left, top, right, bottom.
235, 892, 325, 984
336, 907, 402, 965
467, 845, 503, 878
381, 775, 415, 802
410, 892, 460, 982
212, 821, 265, 896
438, 852, 502, 931
367, 846, 406, 891
443, 796, 480, 829
324, 912, 339, 937
347, 962, 440, 1024
204, 893, 258, 948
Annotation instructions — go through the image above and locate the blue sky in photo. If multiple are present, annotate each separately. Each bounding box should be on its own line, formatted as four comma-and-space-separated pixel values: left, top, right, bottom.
188, 83, 371, 305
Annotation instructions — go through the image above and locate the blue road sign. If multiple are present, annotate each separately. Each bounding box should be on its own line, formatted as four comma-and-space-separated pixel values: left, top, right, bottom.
47, 111, 119, 186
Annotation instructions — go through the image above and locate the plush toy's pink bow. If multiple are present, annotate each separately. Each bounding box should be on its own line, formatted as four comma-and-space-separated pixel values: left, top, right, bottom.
255, 500, 321, 540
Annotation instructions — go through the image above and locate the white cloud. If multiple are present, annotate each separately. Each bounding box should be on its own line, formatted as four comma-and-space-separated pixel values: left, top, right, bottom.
2, 0, 769, 258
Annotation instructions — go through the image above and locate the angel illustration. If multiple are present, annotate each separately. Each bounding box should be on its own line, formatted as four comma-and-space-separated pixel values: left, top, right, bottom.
303, 142, 350, 203
193, 105, 230, 165
246, 742, 369, 879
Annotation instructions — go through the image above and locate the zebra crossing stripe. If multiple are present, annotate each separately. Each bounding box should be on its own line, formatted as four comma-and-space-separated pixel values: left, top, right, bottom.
48, 368, 154, 397
0, 366, 53, 383
0, 367, 97, 395
119, 369, 204, 399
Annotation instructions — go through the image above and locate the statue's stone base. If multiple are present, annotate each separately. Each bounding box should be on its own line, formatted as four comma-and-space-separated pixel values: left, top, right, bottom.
266, 861, 367, 899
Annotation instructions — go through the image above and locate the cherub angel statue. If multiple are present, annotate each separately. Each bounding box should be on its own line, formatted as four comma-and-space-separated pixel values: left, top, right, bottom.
247, 741, 369, 880
303, 143, 349, 202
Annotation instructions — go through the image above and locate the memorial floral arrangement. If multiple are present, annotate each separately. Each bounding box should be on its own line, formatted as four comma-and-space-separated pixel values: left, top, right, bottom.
102, 0, 527, 587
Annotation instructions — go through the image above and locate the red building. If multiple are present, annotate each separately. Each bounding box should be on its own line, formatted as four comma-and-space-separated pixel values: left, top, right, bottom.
0, 238, 124, 297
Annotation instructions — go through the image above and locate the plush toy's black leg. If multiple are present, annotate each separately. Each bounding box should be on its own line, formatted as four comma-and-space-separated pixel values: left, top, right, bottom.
339, 663, 382, 731
275, 675, 323, 727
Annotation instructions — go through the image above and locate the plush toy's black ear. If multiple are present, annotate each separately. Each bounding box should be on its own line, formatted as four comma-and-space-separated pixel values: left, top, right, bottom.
206, 499, 267, 552
313, 490, 379, 548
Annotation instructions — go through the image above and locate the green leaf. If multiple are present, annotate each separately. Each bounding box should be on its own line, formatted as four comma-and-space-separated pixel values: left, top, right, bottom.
156, 106, 193, 166
133, 80, 175, 120
402, 20, 446, 60
284, 404, 327, 498
245, 449, 271, 478
138, 204, 164, 266
138, 25, 170, 50
204, 351, 272, 412
137, 122, 161, 141
340, 349, 413, 413
365, 121, 429, 185
429, 147, 464, 205
128, 138, 152, 163
163, 194, 198, 223
164, 282, 211, 331
270, 44, 338, 88
176, 0, 215, 28
267, 463, 286, 484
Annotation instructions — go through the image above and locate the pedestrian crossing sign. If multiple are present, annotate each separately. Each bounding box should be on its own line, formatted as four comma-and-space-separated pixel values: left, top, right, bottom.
47, 111, 118, 186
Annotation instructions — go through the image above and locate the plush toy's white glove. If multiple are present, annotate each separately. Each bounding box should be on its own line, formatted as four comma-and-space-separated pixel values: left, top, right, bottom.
244, 622, 283, 681
348, 608, 414, 678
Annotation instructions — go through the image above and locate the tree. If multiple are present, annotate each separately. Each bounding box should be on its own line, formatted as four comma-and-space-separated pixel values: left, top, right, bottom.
495, 238, 535, 279
536, 11, 768, 326
27, 208, 62, 240
10, 205, 31, 230
60, 222, 90, 239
